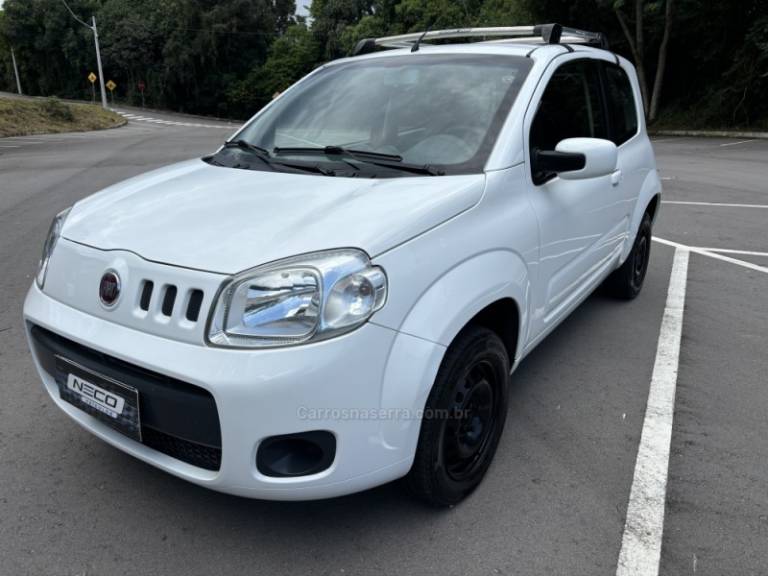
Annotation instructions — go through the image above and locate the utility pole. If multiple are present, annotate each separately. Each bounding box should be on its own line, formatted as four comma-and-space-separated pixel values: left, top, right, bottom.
10, 47, 22, 95
92, 17, 108, 108
60, 0, 108, 108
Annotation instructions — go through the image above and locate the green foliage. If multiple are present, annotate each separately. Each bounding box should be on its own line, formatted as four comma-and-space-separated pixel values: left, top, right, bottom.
633, 0, 765, 126
395, 0, 483, 31
0, 0, 765, 127
95, 0, 293, 116
2, 0, 99, 98
0, 11, 10, 92
227, 23, 319, 116
656, 12, 768, 130
309, 0, 377, 59
42, 96, 74, 121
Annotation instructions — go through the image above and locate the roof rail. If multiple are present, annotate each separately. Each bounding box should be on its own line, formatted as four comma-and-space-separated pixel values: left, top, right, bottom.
352, 23, 608, 56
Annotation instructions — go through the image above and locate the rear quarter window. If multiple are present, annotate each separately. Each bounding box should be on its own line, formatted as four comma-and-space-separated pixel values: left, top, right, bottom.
604, 64, 638, 146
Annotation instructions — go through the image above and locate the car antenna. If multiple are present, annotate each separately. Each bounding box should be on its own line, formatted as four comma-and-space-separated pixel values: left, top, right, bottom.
411, 24, 432, 53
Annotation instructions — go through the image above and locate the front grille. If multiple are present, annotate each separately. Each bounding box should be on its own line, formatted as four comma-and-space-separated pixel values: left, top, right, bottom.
136, 280, 205, 324
139, 280, 154, 311
142, 427, 221, 471
161, 285, 178, 316
185, 289, 204, 322
30, 325, 222, 471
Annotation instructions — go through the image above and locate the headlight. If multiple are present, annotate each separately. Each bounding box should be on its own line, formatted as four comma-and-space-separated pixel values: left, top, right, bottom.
207, 249, 387, 348
36, 207, 71, 290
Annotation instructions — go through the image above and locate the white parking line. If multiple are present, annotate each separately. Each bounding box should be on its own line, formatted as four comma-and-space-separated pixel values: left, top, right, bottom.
692, 247, 768, 258
654, 237, 768, 275
616, 247, 689, 576
662, 200, 768, 209
719, 139, 755, 147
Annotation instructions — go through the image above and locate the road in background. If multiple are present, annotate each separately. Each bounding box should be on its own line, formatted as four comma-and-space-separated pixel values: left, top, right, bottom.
0, 116, 766, 575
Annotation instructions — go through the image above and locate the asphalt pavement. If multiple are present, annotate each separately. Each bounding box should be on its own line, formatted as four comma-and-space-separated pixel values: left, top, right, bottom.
0, 112, 766, 575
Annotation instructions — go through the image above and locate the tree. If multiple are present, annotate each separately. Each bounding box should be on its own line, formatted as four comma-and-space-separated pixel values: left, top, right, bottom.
227, 22, 318, 117
648, 0, 673, 122
97, 0, 172, 108
613, 0, 674, 122
714, 13, 768, 128
2, 0, 99, 99
0, 0, 765, 128
0, 11, 11, 92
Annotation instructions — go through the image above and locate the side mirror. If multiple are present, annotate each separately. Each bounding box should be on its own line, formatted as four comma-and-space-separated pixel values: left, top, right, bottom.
555, 138, 618, 180
532, 137, 618, 184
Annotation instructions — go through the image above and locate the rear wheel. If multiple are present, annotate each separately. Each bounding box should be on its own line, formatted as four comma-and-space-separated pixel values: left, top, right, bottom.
606, 212, 653, 299
406, 326, 510, 506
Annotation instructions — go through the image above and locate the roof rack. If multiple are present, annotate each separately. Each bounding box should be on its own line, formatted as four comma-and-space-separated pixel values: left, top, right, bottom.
352, 23, 608, 56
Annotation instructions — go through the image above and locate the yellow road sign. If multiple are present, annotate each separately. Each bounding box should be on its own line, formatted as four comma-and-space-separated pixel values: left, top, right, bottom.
88, 72, 97, 84
106, 80, 116, 92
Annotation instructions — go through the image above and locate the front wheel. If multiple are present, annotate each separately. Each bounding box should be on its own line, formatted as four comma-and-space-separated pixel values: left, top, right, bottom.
606, 212, 653, 299
406, 326, 510, 506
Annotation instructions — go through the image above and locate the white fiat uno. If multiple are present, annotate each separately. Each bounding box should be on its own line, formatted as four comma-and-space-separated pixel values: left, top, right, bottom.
24, 24, 660, 505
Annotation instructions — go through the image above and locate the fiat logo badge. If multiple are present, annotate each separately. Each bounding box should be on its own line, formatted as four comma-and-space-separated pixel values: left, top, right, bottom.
99, 270, 121, 308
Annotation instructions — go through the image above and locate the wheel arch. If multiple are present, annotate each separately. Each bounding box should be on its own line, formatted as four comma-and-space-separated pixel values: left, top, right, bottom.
377, 250, 529, 452
646, 192, 661, 223
461, 298, 520, 368
396, 249, 529, 361
622, 169, 662, 262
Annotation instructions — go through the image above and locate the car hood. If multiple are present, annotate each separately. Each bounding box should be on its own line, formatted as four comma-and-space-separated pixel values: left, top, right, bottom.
62, 159, 485, 274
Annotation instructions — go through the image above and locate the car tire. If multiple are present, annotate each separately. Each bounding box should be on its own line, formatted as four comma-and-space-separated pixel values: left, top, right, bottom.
606, 212, 653, 300
406, 326, 510, 506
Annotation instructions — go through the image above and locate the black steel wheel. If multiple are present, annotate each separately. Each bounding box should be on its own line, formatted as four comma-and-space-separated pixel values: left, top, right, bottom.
406, 326, 510, 506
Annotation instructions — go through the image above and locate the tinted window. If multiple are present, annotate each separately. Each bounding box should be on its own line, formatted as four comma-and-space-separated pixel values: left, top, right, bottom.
604, 64, 638, 145
530, 59, 608, 157
235, 54, 532, 176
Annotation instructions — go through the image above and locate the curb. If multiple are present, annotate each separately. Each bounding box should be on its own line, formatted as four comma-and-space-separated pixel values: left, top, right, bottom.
0, 117, 127, 139
650, 129, 768, 139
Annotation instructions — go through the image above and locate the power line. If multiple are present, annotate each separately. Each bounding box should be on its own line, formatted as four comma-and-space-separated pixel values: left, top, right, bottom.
170, 27, 277, 36
120, 20, 288, 37
61, 0, 296, 37
59, 0, 93, 30
59, 0, 107, 108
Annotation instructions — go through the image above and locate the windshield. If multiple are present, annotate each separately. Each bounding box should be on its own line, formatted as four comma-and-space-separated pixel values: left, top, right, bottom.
231, 53, 532, 176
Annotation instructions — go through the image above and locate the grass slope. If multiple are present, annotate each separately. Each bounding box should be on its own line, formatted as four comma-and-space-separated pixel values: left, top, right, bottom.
0, 97, 124, 137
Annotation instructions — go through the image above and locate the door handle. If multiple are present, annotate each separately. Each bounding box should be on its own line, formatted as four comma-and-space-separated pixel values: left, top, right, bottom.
611, 170, 622, 187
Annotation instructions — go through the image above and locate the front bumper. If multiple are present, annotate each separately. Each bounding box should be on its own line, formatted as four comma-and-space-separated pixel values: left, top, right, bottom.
24, 282, 445, 500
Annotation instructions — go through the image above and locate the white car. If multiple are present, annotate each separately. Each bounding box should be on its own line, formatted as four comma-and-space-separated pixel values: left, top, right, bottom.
24, 24, 660, 505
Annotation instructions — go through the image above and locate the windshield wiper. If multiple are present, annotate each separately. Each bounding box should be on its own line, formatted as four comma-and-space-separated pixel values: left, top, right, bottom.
363, 161, 443, 176
214, 141, 340, 175
273, 146, 442, 176
221, 139, 273, 166
224, 139, 271, 156
274, 146, 403, 162
270, 160, 337, 176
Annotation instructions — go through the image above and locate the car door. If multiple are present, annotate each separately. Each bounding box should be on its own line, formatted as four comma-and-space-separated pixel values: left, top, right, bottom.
600, 60, 645, 247
524, 57, 630, 343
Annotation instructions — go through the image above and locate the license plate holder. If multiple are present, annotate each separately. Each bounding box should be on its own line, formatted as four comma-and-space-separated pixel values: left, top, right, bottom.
55, 355, 142, 442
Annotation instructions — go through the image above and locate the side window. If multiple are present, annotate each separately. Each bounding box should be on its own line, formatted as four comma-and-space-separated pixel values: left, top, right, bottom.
530, 59, 608, 161
604, 64, 638, 145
